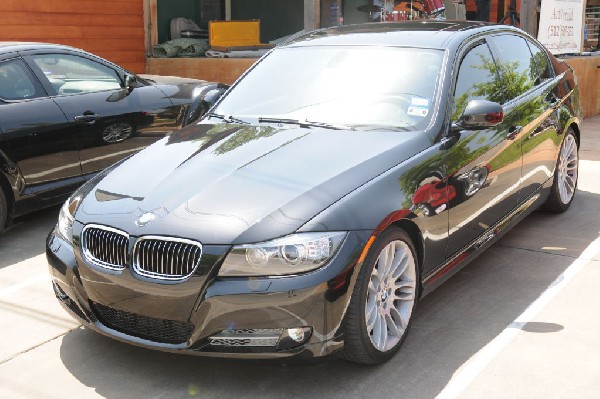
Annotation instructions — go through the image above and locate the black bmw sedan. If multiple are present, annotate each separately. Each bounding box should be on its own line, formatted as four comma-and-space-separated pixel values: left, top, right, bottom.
0, 42, 225, 232
47, 22, 582, 365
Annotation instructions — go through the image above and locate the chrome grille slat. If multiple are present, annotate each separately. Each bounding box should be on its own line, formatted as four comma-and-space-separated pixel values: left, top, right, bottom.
132, 236, 202, 281
82, 224, 129, 271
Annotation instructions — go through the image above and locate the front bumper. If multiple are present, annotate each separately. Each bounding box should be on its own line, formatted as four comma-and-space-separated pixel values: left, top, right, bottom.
46, 227, 371, 361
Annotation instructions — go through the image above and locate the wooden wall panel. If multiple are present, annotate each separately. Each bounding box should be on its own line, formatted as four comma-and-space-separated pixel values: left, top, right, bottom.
0, 0, 145, 73
146, 58, 257, 85
565, 57, 600, 118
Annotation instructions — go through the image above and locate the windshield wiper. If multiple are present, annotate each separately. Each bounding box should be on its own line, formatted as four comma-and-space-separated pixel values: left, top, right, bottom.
258, 117, 354, 131
207, 112, 249, 124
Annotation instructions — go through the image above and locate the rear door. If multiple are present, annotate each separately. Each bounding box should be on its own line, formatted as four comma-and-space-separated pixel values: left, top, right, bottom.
487, 34, 561, 202
0, 55, 82, 200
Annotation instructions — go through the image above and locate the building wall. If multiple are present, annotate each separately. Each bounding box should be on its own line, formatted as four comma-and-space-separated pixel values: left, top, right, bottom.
0, 0, 145, 73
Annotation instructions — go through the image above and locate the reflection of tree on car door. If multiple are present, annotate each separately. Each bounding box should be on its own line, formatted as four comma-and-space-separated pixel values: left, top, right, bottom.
445, 40, 522, 258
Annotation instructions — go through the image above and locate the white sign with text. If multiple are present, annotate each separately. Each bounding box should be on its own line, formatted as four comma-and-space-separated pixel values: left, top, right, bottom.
537, 0, 585, 54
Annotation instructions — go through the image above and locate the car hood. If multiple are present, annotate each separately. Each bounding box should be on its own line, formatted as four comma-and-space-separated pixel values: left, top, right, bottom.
138, 74, 208, 86
137, 74, 214, 105
76, 123, 430, 244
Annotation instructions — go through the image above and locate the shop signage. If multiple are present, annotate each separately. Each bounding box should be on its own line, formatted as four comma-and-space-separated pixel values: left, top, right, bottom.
537, 0, 586, 54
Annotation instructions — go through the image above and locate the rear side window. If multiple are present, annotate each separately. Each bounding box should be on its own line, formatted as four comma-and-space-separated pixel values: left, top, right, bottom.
489, 34, 537, 100
452, 42, 503, 121
527, 41, 553, 84
0, 59, 45, 101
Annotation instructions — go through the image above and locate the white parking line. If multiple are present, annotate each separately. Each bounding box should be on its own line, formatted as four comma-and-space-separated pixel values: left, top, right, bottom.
436, 235, 600, 399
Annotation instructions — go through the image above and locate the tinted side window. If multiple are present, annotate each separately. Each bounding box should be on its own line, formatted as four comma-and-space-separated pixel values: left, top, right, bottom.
490, 35, 536, 100
0, 59, 45, 101
452, 42, 502, 121
527, 41, 553, 84
31, 54, 122, 95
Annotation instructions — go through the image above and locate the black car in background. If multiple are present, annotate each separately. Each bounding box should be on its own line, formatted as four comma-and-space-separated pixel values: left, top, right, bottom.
47, 22, 582, 365
0, 42, 226, 231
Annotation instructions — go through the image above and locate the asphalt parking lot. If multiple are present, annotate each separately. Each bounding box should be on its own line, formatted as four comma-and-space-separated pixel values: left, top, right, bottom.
1, 116, 599, 399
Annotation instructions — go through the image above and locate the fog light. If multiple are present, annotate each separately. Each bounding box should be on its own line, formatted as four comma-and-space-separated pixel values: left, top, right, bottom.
276, 326, 312, 350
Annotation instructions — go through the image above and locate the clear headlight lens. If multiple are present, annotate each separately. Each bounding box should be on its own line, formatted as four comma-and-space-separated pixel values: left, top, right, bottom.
219, 232, 347, 276
56, 196, 81, 244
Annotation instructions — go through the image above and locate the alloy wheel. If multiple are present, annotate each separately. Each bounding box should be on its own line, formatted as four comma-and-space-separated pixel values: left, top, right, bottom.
102, 123, 134, 143
557, 134, 578, 205
365, 239, 417, 352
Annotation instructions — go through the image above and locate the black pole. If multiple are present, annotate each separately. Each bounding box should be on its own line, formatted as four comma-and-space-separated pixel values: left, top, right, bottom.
500, 0, 520, 26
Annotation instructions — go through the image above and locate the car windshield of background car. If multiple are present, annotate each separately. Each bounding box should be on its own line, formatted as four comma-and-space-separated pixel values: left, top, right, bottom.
214, 46, 443, 131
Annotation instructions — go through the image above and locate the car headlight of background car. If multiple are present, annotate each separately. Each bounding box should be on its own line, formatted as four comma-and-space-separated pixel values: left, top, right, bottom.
219, 232, 347, 276
56, 196, 82, 244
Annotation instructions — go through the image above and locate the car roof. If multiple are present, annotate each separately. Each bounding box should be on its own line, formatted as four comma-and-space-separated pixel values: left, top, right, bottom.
282, 21, 523, 50
0, 41, 81, 54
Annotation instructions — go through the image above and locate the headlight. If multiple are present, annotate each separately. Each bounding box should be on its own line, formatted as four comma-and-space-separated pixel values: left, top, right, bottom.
219, 232, 347, 276
56, 195, 81, 244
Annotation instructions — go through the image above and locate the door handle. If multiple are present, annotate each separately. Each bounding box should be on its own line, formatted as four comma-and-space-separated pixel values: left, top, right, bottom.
506, 125, 523, 140
74, 113, 100, 124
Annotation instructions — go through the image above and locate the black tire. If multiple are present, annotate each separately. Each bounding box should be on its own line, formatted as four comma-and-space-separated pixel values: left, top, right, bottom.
341, 227, 419, 365
0, 187, 7, 233
542, 129, 579, 213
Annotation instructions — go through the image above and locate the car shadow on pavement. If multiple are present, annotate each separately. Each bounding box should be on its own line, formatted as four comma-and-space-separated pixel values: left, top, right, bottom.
57, 189, 600, 399
0, 208, 58, 269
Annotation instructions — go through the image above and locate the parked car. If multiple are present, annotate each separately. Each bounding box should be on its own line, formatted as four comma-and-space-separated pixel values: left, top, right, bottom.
47, 22, 582, 365
0, 42, 227, 231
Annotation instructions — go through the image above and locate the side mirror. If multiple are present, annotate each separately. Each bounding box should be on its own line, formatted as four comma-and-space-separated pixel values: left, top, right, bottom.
183, 84, 230, 125
456, 99, 504, 129
124, 74, 137, 91
201, 86, 228, 110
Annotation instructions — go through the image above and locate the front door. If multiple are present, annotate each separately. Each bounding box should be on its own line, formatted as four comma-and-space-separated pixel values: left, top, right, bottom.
445, 40, 522, 257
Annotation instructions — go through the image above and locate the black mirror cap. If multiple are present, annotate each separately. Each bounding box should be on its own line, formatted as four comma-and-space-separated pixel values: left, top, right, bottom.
198, 83, 229, 118
124, 74, 137, 90
183, 83, 231, 125
459, 99, 504, 129
202, 84, 229, 108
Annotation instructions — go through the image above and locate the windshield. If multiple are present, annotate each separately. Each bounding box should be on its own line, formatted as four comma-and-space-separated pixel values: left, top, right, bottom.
213, 46, 443, 130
